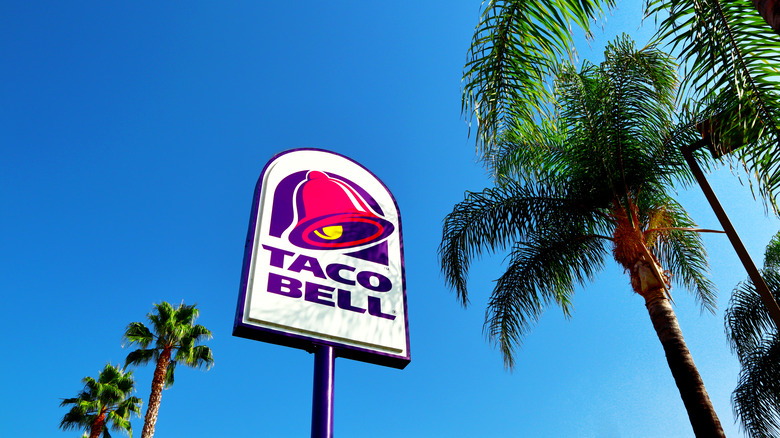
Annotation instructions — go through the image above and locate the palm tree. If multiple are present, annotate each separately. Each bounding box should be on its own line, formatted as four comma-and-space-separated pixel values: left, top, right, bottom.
464, 0, 780, 212
462, 0, 613, 155
60, 363, 142, 438
647, 0, 780, 212
441, 37, 725, 437
725, 231, 780, 437
123, 302, 214, 438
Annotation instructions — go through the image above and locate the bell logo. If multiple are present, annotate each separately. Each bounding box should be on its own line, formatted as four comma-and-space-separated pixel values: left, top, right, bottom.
287, 171, 394, 250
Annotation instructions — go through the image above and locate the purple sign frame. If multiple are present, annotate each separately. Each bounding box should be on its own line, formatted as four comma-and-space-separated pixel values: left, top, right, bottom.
233, 148, 411, 369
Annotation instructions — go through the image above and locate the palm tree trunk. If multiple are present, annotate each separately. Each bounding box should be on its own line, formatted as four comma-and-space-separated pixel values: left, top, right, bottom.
750, 0, 780, 36
89, 409, 106, 438
141, 348, 171, 438
643, 288, 725, 437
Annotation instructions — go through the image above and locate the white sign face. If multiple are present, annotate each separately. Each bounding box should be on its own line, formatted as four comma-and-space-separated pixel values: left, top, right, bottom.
234, 149, 410, 368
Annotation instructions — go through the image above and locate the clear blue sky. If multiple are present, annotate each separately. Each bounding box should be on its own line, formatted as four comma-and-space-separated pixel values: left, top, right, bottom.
2, 2, 777, 437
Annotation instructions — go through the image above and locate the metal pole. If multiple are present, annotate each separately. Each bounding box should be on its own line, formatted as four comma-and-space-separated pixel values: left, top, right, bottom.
681, 142, 780, 330
311, 344, 335, 438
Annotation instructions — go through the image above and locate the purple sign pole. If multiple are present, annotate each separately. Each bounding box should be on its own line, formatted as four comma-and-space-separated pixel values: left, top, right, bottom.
311, 344, 335, 438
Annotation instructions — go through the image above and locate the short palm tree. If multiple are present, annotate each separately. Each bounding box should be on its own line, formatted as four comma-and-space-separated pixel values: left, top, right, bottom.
60, 363, 142, 438
123, 301, 214, 438
725, 231, 780, 437
441, 37, 725, 437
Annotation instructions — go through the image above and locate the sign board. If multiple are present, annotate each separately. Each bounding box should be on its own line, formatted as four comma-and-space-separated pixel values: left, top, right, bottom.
234, 149, 410, 369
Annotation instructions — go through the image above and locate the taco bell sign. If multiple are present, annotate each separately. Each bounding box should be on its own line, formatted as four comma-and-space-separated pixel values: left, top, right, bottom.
233, 149, 410, 369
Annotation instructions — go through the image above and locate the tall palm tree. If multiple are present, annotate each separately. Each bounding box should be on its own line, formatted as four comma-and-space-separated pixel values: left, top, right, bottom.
647, 0, 780, 212
123, 302, 214, 438
60, 363, 142, 438
464, 0, 780, 212
725, 231, 780, 437
441, 37, 725, 437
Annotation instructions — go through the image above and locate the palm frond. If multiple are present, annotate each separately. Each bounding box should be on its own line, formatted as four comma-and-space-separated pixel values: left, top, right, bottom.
731, 332, 780, 438
763, 231, 780, 269
149, 301, 175, 339
726, 234, 780, 436
557, 37, 691, 195
646, 197, 717, 312
175, 344, 215, 370
106, 411, 131, 434
484, 117, 565, 182
648, 0, 780, 213
59, 405, 89, 430
164, 360, 177, 388
174, 302, 199, 327
439, 179, 591, 305
124, 348, 158, 368
122, 322, 153, 348
726, 271, 780, 362
187, 324, 213, 342
486, 230, 608, 368
463, 0, 614, 155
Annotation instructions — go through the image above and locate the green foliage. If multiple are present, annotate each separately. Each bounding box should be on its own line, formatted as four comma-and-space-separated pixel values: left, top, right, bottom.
725, 231, 780, 437
60, 363, 142, 438
462, 0, 614, 155
441, 37, 716, 368
464, 0, 780, 213
647, 0, 780, 213
123, 302, 214, 388
764, 232, 780, 269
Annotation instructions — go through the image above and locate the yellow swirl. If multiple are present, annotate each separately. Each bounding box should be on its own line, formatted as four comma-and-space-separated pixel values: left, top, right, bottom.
314, 225, 343, 240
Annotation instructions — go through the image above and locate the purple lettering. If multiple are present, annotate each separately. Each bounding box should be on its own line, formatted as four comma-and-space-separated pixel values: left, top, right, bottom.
326, 263, 356, 285
357, 271, 392, 292
263, 257, 395, 320
367, 296, 395, 320
267, 272, 303, 298
289, 255, 326, 279
262, 245, 295, 268
337, 289, 366, 313
305, 282, 335, 307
